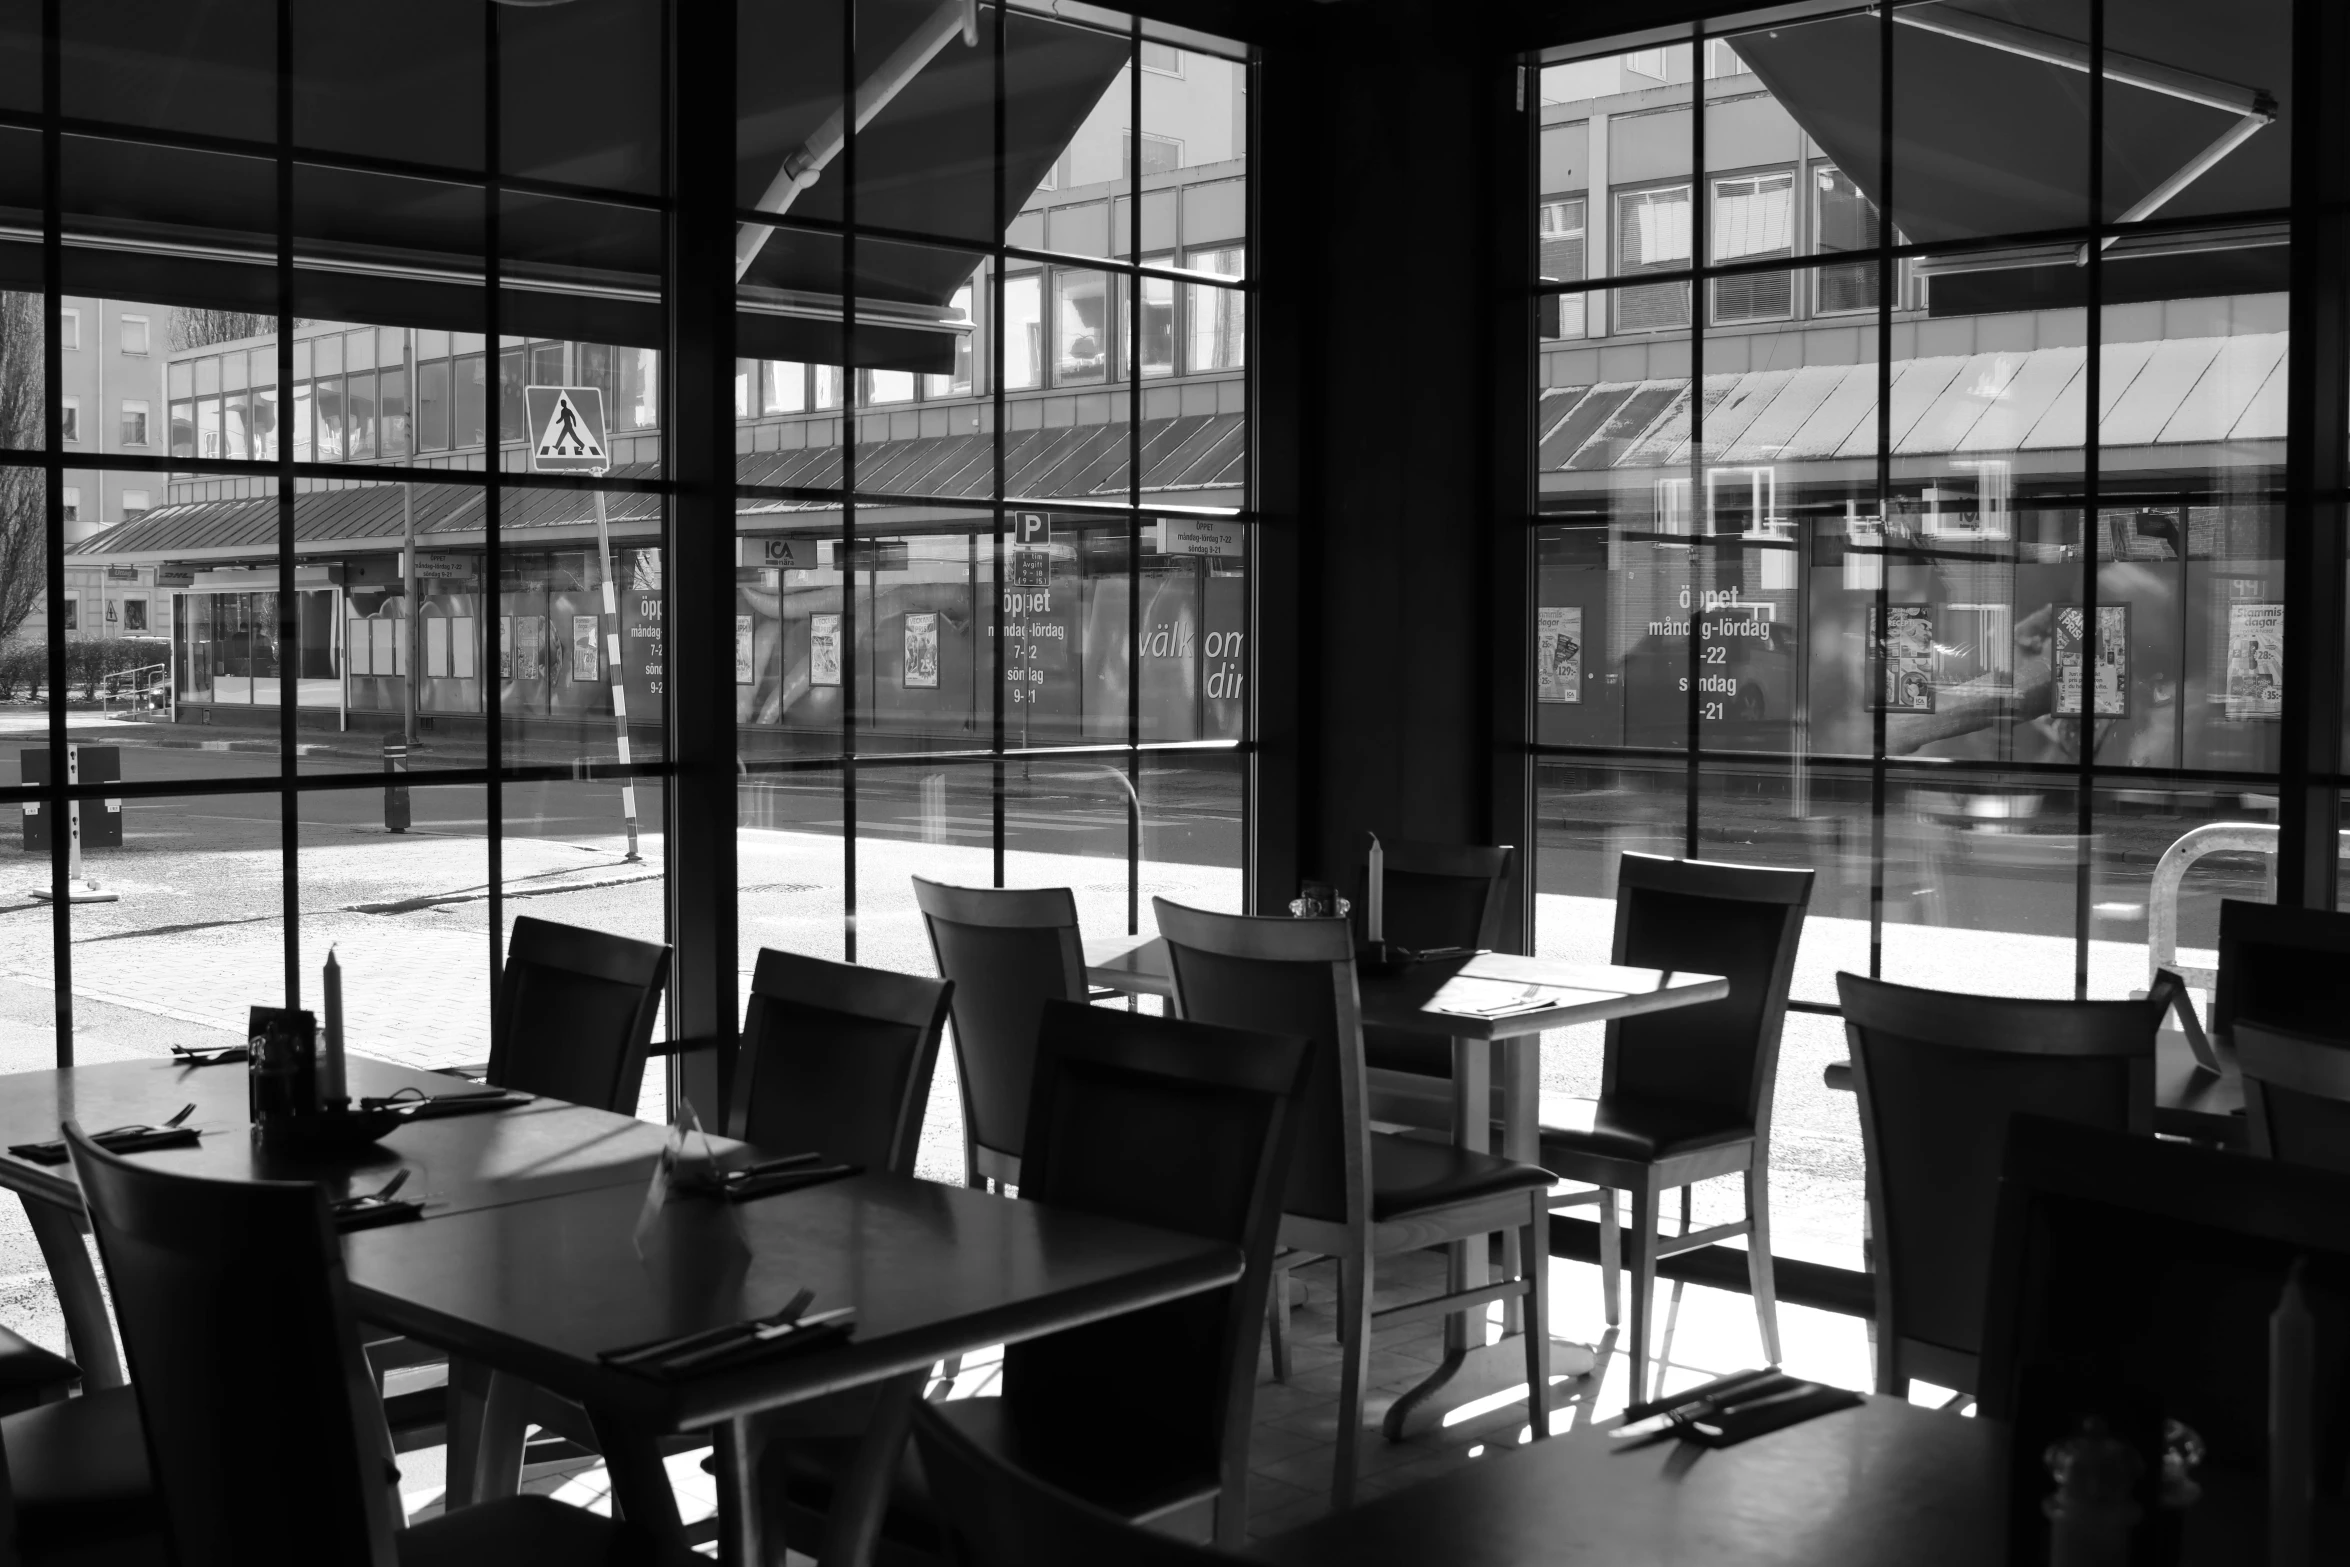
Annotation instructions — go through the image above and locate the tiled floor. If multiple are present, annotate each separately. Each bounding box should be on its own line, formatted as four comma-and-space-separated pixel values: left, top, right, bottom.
396, 1237, 1888, 1556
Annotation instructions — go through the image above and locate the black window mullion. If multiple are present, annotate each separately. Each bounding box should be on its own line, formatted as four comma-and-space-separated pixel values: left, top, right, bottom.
1127, 19, 1143, 937
992, 11, 1007, 888
1684, 27, 1705, 858
484, 3, 506, 1019
1866, 5, 1893, 982
40, 0, 67, 1066
276, 0, 301, 1012
2074, 0, 2104, 999
840, 1, 859, 963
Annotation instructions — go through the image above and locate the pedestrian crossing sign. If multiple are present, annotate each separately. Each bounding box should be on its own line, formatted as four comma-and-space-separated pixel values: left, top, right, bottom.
525, 385, 610, 475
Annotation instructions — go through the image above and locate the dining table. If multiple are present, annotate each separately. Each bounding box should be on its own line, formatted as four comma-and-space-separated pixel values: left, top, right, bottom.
0, 1050, 1245, 1567
1084, 934, 1729, 1439
1264, 1395, 2006, 1567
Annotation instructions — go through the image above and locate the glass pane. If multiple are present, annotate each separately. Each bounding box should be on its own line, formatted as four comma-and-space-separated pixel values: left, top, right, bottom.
2089, 780, 2274, 1003
738, 762, 848, 970
494, 494, 667, 771
1140, 751, 1244, 916
2103, 0, 2288, 227
1003, 8, 1128, 247
1149, 43, 1247, 276
1052, 269, 1113, 386
1182, 269, 1244, 375
1003, 271, 1044, 390
1888, 0, 2090, 242
1879, 769, 2082, 998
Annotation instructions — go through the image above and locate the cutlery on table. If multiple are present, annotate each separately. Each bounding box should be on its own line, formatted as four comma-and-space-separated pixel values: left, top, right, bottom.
1611, 1367, 1789, 1447
605, 1287, 817, 1369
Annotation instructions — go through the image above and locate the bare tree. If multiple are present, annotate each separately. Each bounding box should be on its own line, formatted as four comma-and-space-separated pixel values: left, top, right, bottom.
169, 309, 280, 352
0, 292, 46, 645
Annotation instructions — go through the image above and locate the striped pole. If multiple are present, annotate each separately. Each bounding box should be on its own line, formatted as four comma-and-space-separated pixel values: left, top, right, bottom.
591, 487, 641, 862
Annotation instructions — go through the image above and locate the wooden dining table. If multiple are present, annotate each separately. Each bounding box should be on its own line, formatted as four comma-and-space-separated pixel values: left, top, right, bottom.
1084, 934, 1729, 1438
0, 1051, 1243, 1567
1265, 1395, 2005, 1567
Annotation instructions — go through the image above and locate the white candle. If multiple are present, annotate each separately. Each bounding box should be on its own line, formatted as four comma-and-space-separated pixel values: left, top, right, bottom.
2273, 1258, 2313, 1567
322, 947, 347, 1108
1367, 833, 1385, 944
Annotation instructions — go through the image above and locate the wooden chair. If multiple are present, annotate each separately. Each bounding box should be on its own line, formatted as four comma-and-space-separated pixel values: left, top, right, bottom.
913, 877, 1088, 1189
909, 1400, 1245, 1567
489, 915, 673, 1109
769, 1000, 1311, 1556
727, 947, 953, 1173
1353, 839, 1514, 1107
1154, 898, 1553, 1511
1838, 973, 2159, 1400
0, 1385, 160, 1567
1981, 1113, 2350, 1542
2237, 1020, 2350, 1174
61, 1123, 693, 1567
2213, 898, 2350, 1048
1537, 854, 1811, 1404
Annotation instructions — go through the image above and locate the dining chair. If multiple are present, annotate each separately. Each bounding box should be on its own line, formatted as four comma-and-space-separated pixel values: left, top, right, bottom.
1353, 839, 1514, 1100
1980, 1114, 2350, 1525
726, 947, 954, 1171
2212, 898, 2350, 1048
489, 915, 673, 1110
60, 1123, 695, 1567
2236, 1020, 2350, 1174
0, 1384, 159, 1566
1537, 853, 1810, 1404
909, 1400, 1245, 1567
912, 876, 1089, 1189
1838, 973, 2159, 1401
1154, 898, 1553, 1511
767, 999, 1311, 1556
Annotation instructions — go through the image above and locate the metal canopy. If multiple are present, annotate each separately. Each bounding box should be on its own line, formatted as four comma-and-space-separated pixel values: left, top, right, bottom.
0, 1, 1129, 368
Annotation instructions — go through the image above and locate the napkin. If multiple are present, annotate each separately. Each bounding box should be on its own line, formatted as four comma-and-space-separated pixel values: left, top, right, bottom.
601, 1306, 856, 1380
331, 1195, 426, 1233
10, 1127, 201, 1165
361, 1091, 533, 1120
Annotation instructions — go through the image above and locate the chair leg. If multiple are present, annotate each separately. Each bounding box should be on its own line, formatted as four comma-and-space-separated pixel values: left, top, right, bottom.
1266, 1257, 1295, 1383
1522, 1194, 1553, 1439
1623, 1182, 1662, 1406
1598, 1188, 1621, 1329
471, 1370, 531, 1503
1745, 1161, 1782, 1367
1331, 1252, 1371, 1512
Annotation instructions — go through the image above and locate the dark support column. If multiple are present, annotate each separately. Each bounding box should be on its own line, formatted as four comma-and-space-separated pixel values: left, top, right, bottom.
668, 0, 739, 1122
1255, 2, 1519, 913
2278, 0, 2349, 910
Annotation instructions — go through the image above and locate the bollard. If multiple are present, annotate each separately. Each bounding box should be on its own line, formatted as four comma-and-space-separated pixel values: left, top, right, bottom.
383, 738, 411, 834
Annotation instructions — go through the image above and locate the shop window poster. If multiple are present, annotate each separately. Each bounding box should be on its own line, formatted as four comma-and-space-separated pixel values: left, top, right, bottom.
1536, 606, 1582, 704
2053, 603, 2129, 718
810, 613, 842, 686
1872, 604, 1935, 713
902, 612, 939, 689
571, 614, 600, 682
735, 614, 754, 686
2225, 602, 2284, 720
510, 615, 547, 681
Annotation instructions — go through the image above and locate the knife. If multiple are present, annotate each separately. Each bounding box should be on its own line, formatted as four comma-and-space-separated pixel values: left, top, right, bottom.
1612, 1368, 1791, 1446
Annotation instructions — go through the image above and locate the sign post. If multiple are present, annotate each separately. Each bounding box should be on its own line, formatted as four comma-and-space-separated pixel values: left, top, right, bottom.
525, 385, 639, 862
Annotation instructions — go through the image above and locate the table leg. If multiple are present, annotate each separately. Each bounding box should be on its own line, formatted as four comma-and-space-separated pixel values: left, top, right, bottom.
22, 1197, 121, 1388
1380, 1037, 1489, 1440
588, 1405, 689, 1554
1497, 1037, 1538, 1336
812, 1371, 923, 1567
442, 1357, 488, 1511
713, 1413, 770, 1567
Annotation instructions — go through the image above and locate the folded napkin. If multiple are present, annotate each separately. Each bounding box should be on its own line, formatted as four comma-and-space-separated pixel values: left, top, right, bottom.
601, 1305, 856, 1380
331, 1195, 426, 1233
171, 1046, 249, 1067
675, 1156, 861, 1203
1614, 1367, 1861, 1450
10, 1126, 201, 1165
360, 1090, 532, 1121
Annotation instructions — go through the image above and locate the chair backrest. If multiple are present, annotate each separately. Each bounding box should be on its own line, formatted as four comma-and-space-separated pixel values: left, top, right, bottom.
1981, 1115, 2350, 1533
2212, 897, 2350, 1045
1838, 973, 2158, 1386
66, 1122, 402, 1567
491, 915, 671, 1111
911, 1401, 1244, 1567
1604, 853, 1813, 1128
728, 948, 952, 1176
913, 877, 1086, 1180
1002, 1000, 1309, 1498
1153, 898, 1366, 1232
2238, 1021, 2350, 1175
1352, 838, 1514, 952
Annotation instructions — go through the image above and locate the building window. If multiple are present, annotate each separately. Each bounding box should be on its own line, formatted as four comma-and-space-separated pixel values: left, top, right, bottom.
734, 359, 752, 419
59, 308, 77, 351
921, 284, 975, 399
1003, 272, 1043, 390
1184, 246, 1246, 373
1614, 184, 1692, 332
1624, 47, 1674, 80
1134, 264, 1176, 379
61, 487, 77, 526
812, 363, 844, 411
120, 399, 151, 447
60, 396, 78, 443
1125, 132, 1183, 178
1710, 171, 1795, 324
1704, 38, 1750, 78
1813, 164, 1881, 315
1539, 198, 1587, 339
121, 489, 150, 517
122, 597, 147, 633
1052, 271, 1111, 385
61, 593, 76, 632
119, 314, 149, 356
863, 369, 916, 405
1141, 40, 1184, 76
763, 360, 807, 415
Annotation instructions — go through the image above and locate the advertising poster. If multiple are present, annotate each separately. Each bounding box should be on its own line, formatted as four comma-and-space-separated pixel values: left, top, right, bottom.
1875, 605, 1935, 713
2225, 602, 2284, 720
810, 613, 842, 686
511, 615, 546, 681
570, 614, 600, 681
497, 615, 511, 680
1536, 606, 1583, 704
734, 614, 754, 685
2053, 603, 2130, 718
621, 590, 665, 720
903, 612, 939, 689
